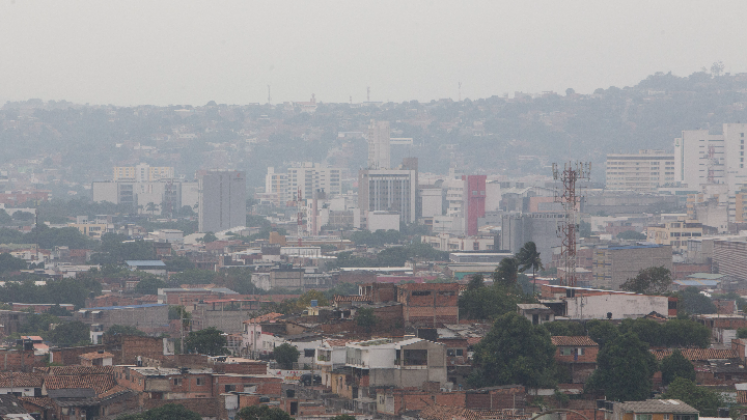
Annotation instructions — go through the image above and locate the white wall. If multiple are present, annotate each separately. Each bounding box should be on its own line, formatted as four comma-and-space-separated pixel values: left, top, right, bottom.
565, 294, 669, 320
368, 212, 400, 232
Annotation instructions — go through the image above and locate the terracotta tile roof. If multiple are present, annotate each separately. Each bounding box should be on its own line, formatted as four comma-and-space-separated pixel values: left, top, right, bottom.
97, 385, 132, 400
44, 366, 115, 394
420, 404, 480, 420
69, 249, 90, 257
0, 372, 43, 388
243, 312, 283, 324
551, 336, 598, 346
651, 348, 738, 361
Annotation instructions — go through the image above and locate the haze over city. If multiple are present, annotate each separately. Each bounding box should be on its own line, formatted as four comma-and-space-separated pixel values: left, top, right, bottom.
3, 2, 747, 420
2, 1, 747, 105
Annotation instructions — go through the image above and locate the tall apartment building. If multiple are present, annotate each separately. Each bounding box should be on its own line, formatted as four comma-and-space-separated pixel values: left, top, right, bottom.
713, 240, 747, 281
674, 123, 747, 191
605, 150, 674, 191
367, 120, 391, 169
198, 170, 246, 233
92, 180, 197, 215
592, 244, 673, 290
463, 175, 486, 236
113, 163, 175, 182
358, 166, 417, 227
265, 163, 342, 202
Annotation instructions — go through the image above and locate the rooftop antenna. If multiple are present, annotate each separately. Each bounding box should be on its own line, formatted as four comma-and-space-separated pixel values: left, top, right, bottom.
458, 82, 462, 102
367, 86, 370, 102
552, 161, 591, 287
267, 85, 272, 104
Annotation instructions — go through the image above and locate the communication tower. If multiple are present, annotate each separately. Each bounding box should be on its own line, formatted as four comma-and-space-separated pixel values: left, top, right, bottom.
552, 162, 591, 287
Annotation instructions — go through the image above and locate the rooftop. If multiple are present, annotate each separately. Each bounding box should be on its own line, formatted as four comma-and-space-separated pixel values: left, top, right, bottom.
616, 399, 698, 414
551, 336, 598, 347
80, 303, 167, 311
125, 260, 167, 267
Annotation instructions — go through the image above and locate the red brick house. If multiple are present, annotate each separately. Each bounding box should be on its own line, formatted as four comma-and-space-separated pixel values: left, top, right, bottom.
551, 336, 599, 384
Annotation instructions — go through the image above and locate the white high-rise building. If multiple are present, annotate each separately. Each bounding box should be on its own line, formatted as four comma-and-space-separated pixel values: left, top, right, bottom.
674, 123, 747, 191
265, 163, 343, 202
605, 149, 674, 191
367, 120, 391, 169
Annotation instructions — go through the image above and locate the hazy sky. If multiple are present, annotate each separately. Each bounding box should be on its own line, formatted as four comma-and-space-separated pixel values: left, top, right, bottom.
1, 1, 746, 106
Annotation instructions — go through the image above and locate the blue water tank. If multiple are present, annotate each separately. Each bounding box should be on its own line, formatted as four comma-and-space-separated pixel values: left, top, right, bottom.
311, 300, 318, 307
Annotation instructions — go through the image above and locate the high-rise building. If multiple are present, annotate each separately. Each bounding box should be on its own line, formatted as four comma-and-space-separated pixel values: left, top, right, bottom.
367, 120, 390, 169
113, 163, 175, 182
463, 175, 486, 236
358, 162, 417, 228
605, 150, 674, 191
198, 170, 246, 233
265, 163, 343, 202
674, 123, 747, 191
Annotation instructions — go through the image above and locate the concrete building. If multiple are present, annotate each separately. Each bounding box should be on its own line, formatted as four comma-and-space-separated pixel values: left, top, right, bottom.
646, 219, 704, 251
367, 211, 400, 232
266, 163, 344, 202
359, 165, 417, 226
463, 175, 486, 236
517, 304, 555, 325
344, 338, 446, 393
591, 244, 673, 290
674, 123, 747, 191
113, 163, 174, 182
500, 213, 563, 266
541, 285, 677, 320
270, 268, 304, 289
75, 304, 169, 343
419, 187, 443, 218
367, 120, 391, 169
605, 149, 675, 191
198, 170, 246, 233
92, 179, 198, 215
713, 240, 747, 281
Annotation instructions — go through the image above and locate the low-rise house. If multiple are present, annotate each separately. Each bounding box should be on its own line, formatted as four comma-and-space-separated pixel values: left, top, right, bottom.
124, 260, 167, 276
316, 339, 358, 388
397, 283, 460, 327
551, 336, 599, 384
0, 394, 35, 420
540, 284, 677, 320
0, 372, 43, 397
80, 351, 114, 366
602, 399, 698, 420
517, 303, 554, 325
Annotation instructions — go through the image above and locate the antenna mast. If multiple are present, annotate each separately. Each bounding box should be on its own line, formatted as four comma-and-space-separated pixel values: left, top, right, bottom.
267, 85, 272, 104
552, 162, 591, 287
458, 82, 462, 102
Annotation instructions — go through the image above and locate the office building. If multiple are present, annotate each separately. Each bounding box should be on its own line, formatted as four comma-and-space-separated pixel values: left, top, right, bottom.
198, 170, 246, 233
113, 163, 175, 182
500, 213, 563, 267
646, 219, 704, 251
358, 160, 418, 228
92, 179, 198, 215
605, 150, 674, 191
367, 120, 391, 169
674, 123, 747, 191
463, 175, 486, 236
265, 163, 343, 202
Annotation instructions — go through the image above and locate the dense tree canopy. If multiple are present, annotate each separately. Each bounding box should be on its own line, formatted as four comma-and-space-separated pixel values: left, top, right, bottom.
48, 321, 90, 347
236, 405, 293, 420
184, 327, 226, 356
587, 332, 657, 401
116, 403, 202, 420
676, 287, 717, 315
273, 343, 300, 369
469, 312, 557, 389
661, 378, 723, 417
661, 349, 696, 386
620, 266, 672, 294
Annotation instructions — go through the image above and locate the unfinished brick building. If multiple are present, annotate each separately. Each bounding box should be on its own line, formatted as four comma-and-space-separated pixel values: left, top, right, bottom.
396, 283, 460, 327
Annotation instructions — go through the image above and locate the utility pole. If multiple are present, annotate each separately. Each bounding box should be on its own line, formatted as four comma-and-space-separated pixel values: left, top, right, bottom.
267, 85, 272, 104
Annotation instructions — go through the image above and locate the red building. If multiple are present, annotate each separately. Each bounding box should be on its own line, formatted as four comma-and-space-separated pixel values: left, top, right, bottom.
463, 175, 486, 236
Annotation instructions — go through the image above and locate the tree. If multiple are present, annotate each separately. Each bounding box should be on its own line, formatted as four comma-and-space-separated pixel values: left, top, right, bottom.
587, 332, 657, 401
620, 266, 672, 294
467, 274, 485, 291
200, 232, 218, 243
468, 312, 557, 389
0, 253, 27, 273
48, 321, 90, 347
273, 343, 300, 369
492, 257, 519, 287
104, 325, 146, 337
134, 277, 166, 295
618, 318, 664, 347
542, 321, 585, 337
236, 405, 293, 420
661, 350, 696, 386
168, 306, 191, 329
458, 283, 524, 320
517, 242, 543, 295
330, 415, 356, 420
586, 320, 619, 349
738, 327, 747, 339
355, 307, 377, 332
295, 290, 329, 310
676, 287, 716, 315
184, 327, 226, 355
711, 61, 725, 77
616, 230, 646, 241
663, 319, 710, 348
47, 304, 72, 317
662, 377, 723, 417
145, 202, 158, 215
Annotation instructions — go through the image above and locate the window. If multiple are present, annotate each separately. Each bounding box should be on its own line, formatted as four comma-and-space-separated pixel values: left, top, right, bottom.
636, 415, 652, 420
561, 347, 573, 356
664, 415, 670, 420
225, 385, 236, 392
304, 349, 315, 358
196, 378, 203, 386
173, 378, 182, 386
456, 349, 463, 356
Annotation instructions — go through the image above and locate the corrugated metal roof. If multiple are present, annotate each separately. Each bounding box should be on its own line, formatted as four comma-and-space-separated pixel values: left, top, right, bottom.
124, 260, 166, 267
617, 399, 698, 414
82, 303, 167, 311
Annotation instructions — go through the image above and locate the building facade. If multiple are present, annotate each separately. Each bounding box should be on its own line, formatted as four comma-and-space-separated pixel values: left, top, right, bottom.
605, 149, 674, 191
367, 120, 391, 169
674, 123, 747, 191
592, 244, 673, 290
198, 170, 246, 233
358, 167, 417, 226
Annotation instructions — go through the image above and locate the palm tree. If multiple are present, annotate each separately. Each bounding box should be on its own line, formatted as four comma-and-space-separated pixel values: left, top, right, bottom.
517, 241, 544, 296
